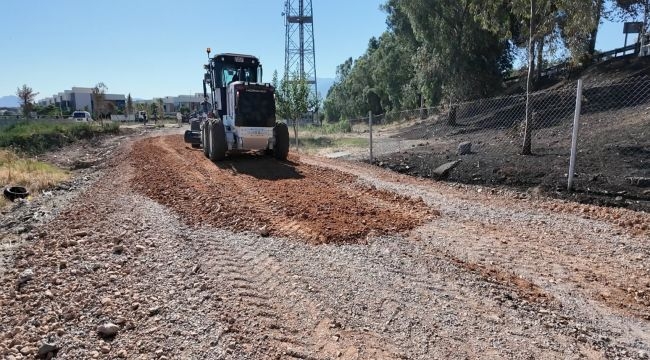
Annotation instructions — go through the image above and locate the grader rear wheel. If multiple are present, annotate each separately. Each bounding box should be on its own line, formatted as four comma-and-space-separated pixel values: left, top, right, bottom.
273, 122, 290, 161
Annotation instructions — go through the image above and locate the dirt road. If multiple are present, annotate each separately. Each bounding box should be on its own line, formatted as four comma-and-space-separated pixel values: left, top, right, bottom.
1, 134, 649, 359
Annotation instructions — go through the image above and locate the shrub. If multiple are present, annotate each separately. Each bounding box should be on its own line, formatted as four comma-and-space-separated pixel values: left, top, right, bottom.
0, 121, 121, 154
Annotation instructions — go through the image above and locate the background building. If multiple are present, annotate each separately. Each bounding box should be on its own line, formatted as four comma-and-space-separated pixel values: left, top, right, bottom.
135, 94, 204, 115
38, 87, 125, 114
39, 89, 204, 116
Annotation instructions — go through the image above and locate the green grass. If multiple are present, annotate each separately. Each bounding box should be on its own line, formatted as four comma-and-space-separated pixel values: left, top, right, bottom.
302, 119, 353, 135
0, 121, 120, 154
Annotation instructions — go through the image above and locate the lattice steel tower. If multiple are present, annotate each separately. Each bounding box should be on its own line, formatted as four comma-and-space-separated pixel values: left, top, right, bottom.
284, 0, 317, 97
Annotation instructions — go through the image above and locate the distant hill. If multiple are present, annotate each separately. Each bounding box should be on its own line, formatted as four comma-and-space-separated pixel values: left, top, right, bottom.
0, 95, 19, 108
317, 78, 335, 99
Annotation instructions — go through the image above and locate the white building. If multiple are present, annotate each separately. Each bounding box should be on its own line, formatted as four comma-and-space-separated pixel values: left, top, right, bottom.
38, 87, 126, 114
38, 89, 205, 115
171, 94, 204, 113
136, 94, 204, 114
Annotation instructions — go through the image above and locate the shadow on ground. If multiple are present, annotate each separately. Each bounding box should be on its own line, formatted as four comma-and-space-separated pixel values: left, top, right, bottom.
214, 152, 304, 180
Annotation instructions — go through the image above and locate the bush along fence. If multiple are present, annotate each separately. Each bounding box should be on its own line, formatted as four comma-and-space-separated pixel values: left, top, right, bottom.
351, 75, 649, 209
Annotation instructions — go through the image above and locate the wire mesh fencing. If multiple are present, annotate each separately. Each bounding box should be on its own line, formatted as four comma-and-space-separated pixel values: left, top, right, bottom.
351, 76, 648, 207
570, 76, 650, 204
346, 108, 439, 159
357, 85, 577, 190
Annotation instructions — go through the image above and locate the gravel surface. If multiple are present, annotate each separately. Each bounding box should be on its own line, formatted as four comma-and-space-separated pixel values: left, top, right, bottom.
0, 133, 134, 279
1, 133, 648, 359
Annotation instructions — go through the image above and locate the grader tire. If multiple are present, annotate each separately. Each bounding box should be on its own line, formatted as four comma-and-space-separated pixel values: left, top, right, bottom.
273, 122, 290, 161
209, 120, 227, 161
202, 123, 210, 158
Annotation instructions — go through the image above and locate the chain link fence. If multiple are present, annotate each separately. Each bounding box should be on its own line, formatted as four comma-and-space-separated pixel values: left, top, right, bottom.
342, 75, 649, 209
572, 76, 650, 204
348, 108, 434, 157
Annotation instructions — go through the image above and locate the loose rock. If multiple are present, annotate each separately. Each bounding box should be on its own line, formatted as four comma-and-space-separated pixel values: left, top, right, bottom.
113, 245, 124, 254
17, 268, 34, 285
259, 226, 270, 237
37, 342, 59, 356
458, 141, 472, 155
97, 323, 120, 337
432, 160, 462, 180
20, 346, 35, 355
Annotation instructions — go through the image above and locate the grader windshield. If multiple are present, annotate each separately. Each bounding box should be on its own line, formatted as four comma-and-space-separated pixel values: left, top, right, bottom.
212, 54, 260, 87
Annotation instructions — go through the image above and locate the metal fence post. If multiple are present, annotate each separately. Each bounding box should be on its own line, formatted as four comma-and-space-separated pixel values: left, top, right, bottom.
369, 111, 373, 163
568, 79, 583, 191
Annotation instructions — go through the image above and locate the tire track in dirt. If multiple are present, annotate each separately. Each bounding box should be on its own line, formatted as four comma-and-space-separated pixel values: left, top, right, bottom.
127, 135, 583, 356
3, 133, 640, 358
129, 135, 435, 244
302, 154, 650, 349
205, 245, 312, 354
182, 228, 406, 359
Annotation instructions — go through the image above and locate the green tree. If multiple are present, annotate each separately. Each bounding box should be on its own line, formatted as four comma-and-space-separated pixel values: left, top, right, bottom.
369, 32, 418, 111
156, 98, 164, 121
91, 82, 107, 125
474, 0, 616, 153
149, 102, 158, 120
323, 58, 354, 121
390, 0, 509, 104
35, 104, 58, 117
273, 71, 318, 149
614, 0, 649, 18
126, 93, 134, 118
324, 32, 419, 121
324, 0, 512, 124
16, 84, 38, 119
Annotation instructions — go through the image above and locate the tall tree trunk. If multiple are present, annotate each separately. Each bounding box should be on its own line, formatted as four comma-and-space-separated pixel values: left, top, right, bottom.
588, 0, 604, 56
535, 36, 544, 84
522, 0, 536, 156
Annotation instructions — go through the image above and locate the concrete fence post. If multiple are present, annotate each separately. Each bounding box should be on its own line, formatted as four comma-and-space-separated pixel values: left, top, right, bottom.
369, 111, 373, 164
568, 79, 583, 191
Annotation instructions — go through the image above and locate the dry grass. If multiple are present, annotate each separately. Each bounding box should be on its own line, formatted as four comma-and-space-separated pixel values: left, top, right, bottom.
289, 129, 370, 155
0, 149, 69, 207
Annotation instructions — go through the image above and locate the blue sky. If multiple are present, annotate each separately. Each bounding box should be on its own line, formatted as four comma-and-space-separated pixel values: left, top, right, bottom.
0, 0, 642, 100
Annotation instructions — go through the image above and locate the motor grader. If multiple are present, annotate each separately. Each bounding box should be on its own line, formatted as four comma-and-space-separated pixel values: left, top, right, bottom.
184, 49, 289, 161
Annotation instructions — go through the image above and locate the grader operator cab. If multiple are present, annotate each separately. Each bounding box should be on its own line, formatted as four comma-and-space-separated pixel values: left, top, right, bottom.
184, 49, 289, 161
